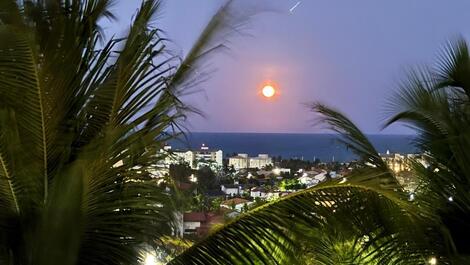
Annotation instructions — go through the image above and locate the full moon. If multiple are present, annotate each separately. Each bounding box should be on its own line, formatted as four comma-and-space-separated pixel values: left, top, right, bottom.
262, 85, 276, 98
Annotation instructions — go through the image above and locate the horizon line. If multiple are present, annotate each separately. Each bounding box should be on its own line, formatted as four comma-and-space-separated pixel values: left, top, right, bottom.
184, 131, 417, 136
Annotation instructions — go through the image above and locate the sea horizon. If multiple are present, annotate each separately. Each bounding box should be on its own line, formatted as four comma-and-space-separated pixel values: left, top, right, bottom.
169, 132, 418, 162
185, 131, 417, 136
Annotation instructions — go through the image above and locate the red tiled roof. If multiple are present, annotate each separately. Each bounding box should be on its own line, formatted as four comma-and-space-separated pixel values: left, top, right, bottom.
183, 212, 206, 222
221, 198, 250, 206
177, 182, 193, 191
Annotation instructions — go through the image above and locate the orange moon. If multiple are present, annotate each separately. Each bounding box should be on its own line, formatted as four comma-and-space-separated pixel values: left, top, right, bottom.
262, 85, 276, 98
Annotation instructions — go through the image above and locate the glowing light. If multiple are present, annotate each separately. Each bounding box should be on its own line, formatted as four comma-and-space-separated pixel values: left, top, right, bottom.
428, 257, 437, 265
262, 85, 276, 98
144, 252, 157, 265
448, 196, 453, 202
189, 174, 197, 183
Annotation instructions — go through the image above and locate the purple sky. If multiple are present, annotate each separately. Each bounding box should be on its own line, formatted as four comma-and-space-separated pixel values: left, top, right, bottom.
107, 0, 470, 134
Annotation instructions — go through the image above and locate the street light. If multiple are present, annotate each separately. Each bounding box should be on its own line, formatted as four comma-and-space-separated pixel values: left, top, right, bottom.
189, 174, 197, 183
144, 252, 157, 265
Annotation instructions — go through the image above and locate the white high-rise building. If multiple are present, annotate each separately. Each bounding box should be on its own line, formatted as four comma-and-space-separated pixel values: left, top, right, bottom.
228, 153, 273, 170
228, 154, 249, 170
162, 144, 223, 170
249, 154, 273, 169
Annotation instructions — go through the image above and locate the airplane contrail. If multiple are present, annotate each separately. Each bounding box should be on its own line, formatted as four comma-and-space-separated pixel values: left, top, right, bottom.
289, 1, 301, 14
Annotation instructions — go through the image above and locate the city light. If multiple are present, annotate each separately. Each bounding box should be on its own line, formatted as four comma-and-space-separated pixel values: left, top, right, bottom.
189, 174, 198, 183
428, 257, 437, 265
144, 252, 157, 265
142, 249, 164, 265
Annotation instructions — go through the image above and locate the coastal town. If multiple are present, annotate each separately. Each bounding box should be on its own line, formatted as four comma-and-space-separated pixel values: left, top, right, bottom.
152, 144, 426, 240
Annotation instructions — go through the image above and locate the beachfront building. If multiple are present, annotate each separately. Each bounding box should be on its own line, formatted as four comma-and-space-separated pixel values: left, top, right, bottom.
249, 154, 273, 169
379, 151, 428, 191
194, 144, 223, 169
162, 144, 223, 170
228, 154, 249, 170
379, 150, 427, 173
228, 153, 273, 170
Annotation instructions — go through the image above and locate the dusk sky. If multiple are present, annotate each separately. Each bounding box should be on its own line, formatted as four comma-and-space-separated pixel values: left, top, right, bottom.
107, 0, 470, 134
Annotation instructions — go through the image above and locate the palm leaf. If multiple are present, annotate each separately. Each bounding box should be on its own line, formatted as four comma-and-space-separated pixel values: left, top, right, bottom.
312, 103, 401, 192
434, 38, 470, 99
0, 25, 48, 202
384, 40, 470, 257
169, 183, 436, 265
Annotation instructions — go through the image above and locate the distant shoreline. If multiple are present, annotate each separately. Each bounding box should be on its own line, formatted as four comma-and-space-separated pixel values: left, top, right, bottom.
184, 131, 417, 136
169, 132, 418, 163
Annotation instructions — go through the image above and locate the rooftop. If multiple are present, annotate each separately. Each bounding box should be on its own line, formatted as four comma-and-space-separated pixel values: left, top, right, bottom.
183, 212, 207, 222
221, 198, 250, 206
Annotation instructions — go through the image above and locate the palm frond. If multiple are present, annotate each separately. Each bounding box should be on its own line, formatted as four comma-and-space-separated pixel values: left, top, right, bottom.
0, 25, 48, 202
434, 38, 470, 99
312, 103, 402, 192
169, 183, 437, 265
384, 39, 470, 257
312, 103, 387, 169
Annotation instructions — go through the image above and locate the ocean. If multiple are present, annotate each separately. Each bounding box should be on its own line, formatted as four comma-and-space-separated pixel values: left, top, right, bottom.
169, 132, 417, 162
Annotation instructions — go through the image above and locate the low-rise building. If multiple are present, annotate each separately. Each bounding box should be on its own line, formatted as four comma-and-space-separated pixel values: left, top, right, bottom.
297, 173, 319, 187
220, 198, 252, 212
182, 212, 224, 237
250, 187, 268, 199
221, 184, 241, 196
272, 167, 291, 175
183, 212, 206, 235
313, 171, 328, 182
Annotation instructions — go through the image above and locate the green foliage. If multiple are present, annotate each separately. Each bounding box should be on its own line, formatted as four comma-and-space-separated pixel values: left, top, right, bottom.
169, 183, 435, 265
195, 166, 217, 192
279, 179, 305, 191
278, 158, 317, 172
210, 197, 223, 212
169, 163, 192, 183
0, 0, 249, 264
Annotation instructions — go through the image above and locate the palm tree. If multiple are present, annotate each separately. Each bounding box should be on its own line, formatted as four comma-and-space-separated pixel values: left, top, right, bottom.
0, 0, 258, 264
168, 40, 470, 264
